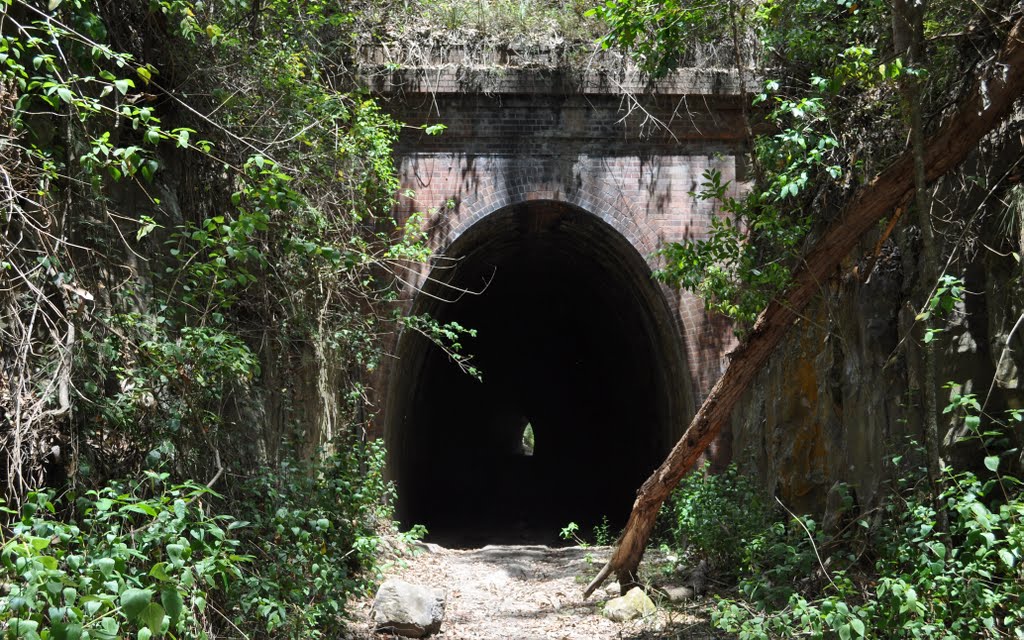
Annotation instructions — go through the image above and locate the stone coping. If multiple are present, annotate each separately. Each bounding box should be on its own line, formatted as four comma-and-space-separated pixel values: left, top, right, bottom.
355, 45, 747, 97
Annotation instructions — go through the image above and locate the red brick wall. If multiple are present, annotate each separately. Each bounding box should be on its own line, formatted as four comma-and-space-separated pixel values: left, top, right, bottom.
374, 66, 747, 440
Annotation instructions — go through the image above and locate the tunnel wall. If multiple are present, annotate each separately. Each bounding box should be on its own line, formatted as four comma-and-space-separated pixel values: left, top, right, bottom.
386, 200, 696, 542
392, 149, 742, 403
366, 62, 748, 541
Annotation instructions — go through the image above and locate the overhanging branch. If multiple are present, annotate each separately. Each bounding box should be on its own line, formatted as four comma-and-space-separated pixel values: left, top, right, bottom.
585, 14, 1024, 598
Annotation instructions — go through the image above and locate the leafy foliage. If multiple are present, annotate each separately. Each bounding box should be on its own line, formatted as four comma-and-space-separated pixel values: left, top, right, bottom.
588, 0, 719, 77
593, 0, 927, 327
656, 169, 810, 326
375, 0, 602, 46
1, 0, 443, 636
712, 393, 1024, 640
662, 463, 770, 571
0, 478, 246, 640
230, 436, 397, 638
0, 0, 419, 490
713, 464, 1024, 639
0, 439, 409, 639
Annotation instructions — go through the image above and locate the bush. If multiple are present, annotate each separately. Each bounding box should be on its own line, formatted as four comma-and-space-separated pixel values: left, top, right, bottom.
712, 468, 1024, 639
230, 434, 397, 638
0, 437, 402, 640
0, 476, 246, 640
663, 463, 770, 571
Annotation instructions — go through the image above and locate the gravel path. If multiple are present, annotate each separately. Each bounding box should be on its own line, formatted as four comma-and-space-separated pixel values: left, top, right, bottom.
346, 542, 729, 640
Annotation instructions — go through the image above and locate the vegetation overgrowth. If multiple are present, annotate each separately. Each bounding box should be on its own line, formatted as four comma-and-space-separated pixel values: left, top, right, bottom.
371, 0, 602, 46
596, 0, 1024, 635
0, 0, 452, 635
3, 0, 1023, 637
593, 0, 1023, 332
662, 438, 1024, 639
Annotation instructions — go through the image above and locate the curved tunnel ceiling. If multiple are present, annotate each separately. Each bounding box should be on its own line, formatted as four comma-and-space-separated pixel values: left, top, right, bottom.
387, 200, 693, 547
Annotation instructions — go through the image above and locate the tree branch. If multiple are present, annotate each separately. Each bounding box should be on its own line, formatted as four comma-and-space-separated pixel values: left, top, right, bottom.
584, 14, 1024, 598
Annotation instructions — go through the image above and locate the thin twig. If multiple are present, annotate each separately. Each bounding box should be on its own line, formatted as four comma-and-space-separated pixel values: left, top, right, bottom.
775, 496, 838, 592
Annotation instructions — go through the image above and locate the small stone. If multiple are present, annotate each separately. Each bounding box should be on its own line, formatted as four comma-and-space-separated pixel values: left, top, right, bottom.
663, 585, 694, 602
603, 581, 621, 597
372, 579, 445, 637
603, 586, 656, 622
411, 541, 444, 554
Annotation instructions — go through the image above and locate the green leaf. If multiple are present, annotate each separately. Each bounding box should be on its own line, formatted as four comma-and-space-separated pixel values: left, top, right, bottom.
97, 616, 119, 639
137, 66, 153, 84
120, 588, 153, 621
93, 557, 115, 578
166, 543, 184, 565
851, 618, 865, 637
29, 535, 51, 550
149, 562, 171, 582
114, 79, 132, 95
8, 619, 39, 638
140, 160, 158, 182
999, 548, 1016, 567
140, 602, 165, 635
136, 216, 158, 241
57, 86, 74, 104
161, 587, 183, 626
51, 622, 82, 640
984, 455, 1000, 472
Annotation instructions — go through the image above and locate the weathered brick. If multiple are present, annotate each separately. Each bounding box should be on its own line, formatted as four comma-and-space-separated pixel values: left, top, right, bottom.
380, 65, 745, 408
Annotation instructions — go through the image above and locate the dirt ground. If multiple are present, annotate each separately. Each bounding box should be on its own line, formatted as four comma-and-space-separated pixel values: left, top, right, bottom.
345, 542, 733, 640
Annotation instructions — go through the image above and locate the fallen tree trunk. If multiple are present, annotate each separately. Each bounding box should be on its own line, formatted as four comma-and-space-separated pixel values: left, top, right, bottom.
585, 15, 1024, 598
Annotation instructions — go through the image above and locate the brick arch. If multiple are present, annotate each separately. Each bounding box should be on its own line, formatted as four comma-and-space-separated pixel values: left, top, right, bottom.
390, 151, 738, 436
435, 182, 662, 267
426, 191, 684, 348
385, 196, 699, 543
370, 61, 746, 544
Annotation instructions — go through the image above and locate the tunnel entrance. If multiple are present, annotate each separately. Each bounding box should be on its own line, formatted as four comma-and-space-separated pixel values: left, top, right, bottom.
387, 201, 692, 547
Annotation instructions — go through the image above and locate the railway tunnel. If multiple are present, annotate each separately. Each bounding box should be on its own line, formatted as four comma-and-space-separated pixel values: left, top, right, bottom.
386, 200, 693, 547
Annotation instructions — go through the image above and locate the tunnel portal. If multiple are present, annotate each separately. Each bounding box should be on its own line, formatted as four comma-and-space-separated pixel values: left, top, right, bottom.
387, 201, 691, 547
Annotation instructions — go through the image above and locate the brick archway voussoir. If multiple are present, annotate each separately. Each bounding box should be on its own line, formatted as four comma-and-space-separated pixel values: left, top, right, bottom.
440, 185, 661, 266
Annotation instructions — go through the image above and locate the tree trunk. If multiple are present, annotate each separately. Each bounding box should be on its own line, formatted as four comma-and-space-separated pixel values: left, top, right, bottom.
584, 14, 1024, 598
893, 0, 948, 533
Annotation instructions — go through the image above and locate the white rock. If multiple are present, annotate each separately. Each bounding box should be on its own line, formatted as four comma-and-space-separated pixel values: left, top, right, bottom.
372, 579, 445, 637
603, 586, 656, 622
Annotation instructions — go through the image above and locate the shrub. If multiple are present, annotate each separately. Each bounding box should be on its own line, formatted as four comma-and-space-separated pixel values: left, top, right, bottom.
0, 436, 402, 640
0, 477, 246, 640
712, 468, 1024, 639
664, 463, 770, 571
230, 434, 396, 638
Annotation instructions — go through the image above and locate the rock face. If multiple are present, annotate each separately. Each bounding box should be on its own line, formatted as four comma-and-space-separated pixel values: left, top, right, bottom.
603, 586, 656, 622
372, 579, 445, 637
731, 215, 1024, 517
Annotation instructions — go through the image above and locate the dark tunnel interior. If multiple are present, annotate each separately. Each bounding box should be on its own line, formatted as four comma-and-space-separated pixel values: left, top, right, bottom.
387, 201, 692, 547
